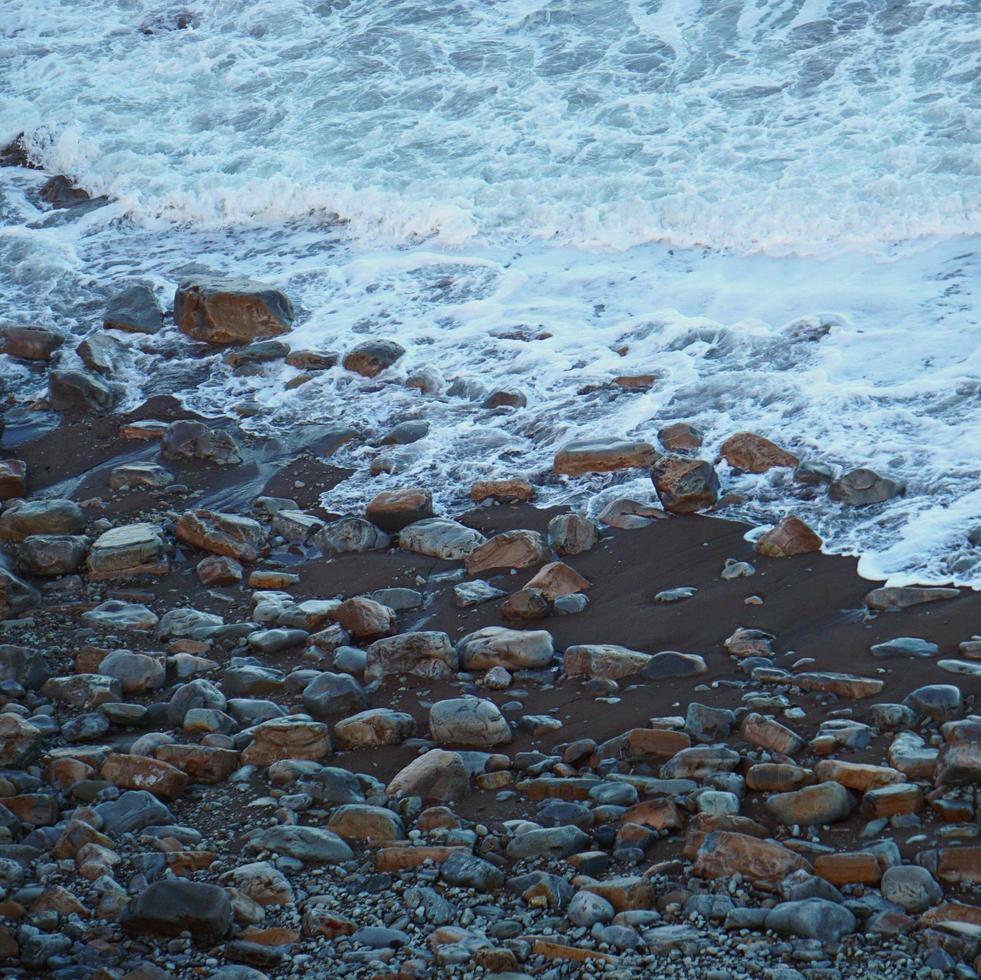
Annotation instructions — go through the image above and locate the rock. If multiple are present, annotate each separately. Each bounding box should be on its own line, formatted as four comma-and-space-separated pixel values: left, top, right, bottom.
903, 684, 963, 723
524, 561, 591, 599
387, 749, 470, 802
42, 673, 121, 708
105, 283, 164, 334
745, 763, 813, 793
49, 367, 115, 413
483, 385, 526, 408
302, 672, 368, 719
219, 862, 293, 906
287, 348, 339, 371
0, 499, 84, 542
366, 487, 434, 532
553, 439, 657, 476
0, 644, 48, 689
77, 332, 125, 376
458, 627, 553, 671
398, 517, 485, 559
813, 852, 881, 886
314, 517, 391, 555
547, 513, 598, 556
102, 753, 188, 800
122, 879, 232, 942
755, 517, 822, 557
100, 650, 165, 693
507, 825, 590, 860
935, 739, 981, 787
564, 644, 650, 680
568, 890, 615, 927
333, 597, 394, 641
661, 746, 741, 779
175, 510, 266, 560
0, 714, 39, 766
429, 698, 511, 747
18, 534, 88, 576
454, 580, 507, 607
638, 651, 708, 679
333, 709, 416, 749
829, 468, 903, 505
0, 460, 26, 501
471, 479, 536, 503
224, 339, 290, 369
364, 631, 458, 682
174, 277, 294, 345
87, 523, 166, 573
870, 637, 939, 659
197, 554, 243, 585
271, 510, 323, 543
1, 324, 63, 361
0, 567, 40, 619
685, 703, 734, 743
861, 782, 923, 818
813, 760, 902, 791
440, 852, 505, 892
767, 782, 853, 826
720, 432, 798, 472
937, 659, 981, 678
108, 463, 174, 491
241, 718, 332, 766
464, 529, 548, 575
864, 586, 960, 612
502, 588, 549, 621
740, 713, 804, 754
248, 825, 353, 864
596, 498, 666, 529
161, 420, 243, 465
156, 744, 240, 784
880, 866, 943, 913
168, 679, 226, 724
693, 831, 811, 882
248, 628, 308, 654
95, 790, 173, 835
658, 422, 703, 451
157, 607, 223, 640
342, 339, 405, 377
764, 899, 855, 943
650, 455, 720, 513
327, 804, 404, 844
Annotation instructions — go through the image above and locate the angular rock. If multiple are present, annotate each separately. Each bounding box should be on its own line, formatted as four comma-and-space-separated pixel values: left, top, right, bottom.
658, 422, 703, 452
387, 749, 470, 802
122, 880, 232, 942
241, 718, 331, 767
101, 753, 188, 800
366, 488, 433, 532
18, 534, 88, 576
553, 439, 657, 476
0, 567, 40, 619
42, 673, 121, 708
248, 825, 353, 864
0, 714, 40, 767
740, 713, 804, 754
87, 523, 166, 573
0, 499, 84, 542
314, 517, 391, 555
458, 627, 553, 671
650, 455, 720, 513
302, 672, 368, 719
364, 631, 458, 682
693, 831, 811, 882
0, 460, 26, 501
464, 529, 548, 575
175, 277, 294, 345
160, 420, 243, 466
175, 510, 266, 561
105, 283, 164, 334
398, 518, 485, 560
829, 468, 903, 506
524, 561, 590, 600
49, 368, 115, 413
333, 709, 416, 749
755, 517, 822, 557
720, 432, 798, 473
564, 644, 651, 681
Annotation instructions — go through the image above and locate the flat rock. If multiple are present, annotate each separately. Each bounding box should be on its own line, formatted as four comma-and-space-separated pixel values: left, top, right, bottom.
176, 509, 266, 561
174, 276, 294, 345
1, 324, 63, 361
105, 283, 164, 334
398, 517, 486, 559
870, 637, 939, 659
564, 644, 650, 680
720, 432, 798, 472
0, 499, 84, 542
464, 529, 548, 575
865, 586, 960, 612
88, 523, 166, 573
693, 831, 811, 882
458, 627, 554, 671
248, 825, 353, 864
241, 717, 332, 766
83, 600, 159, 631
553, 439, 657, 476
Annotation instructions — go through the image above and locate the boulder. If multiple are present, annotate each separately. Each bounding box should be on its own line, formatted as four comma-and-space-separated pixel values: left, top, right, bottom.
335, 597, 396, 641
564, 644, 650, 680
387, 749, 470, 802
0, 499, 84, 542
49, 368, 115, 413
464, 529, 548, 575
364, 631, 458, 682
333, 709, 416, 749
0, 460, 27, 501
650, 455, 720, 513
458, 627, 553, 671
880, 866, 943, 913
301, 672, 368, 719
1, 324, 63, 361
366, 488, 433, 532
248, 825, 353, 864
174, 276, 294, 345
398, 518, 485, 560
0, 567, 40, 619
342, 339, 404, 377
314, 517, 391, 555
18, 534, 88, 576
102, 753, 188, 800
122, 880, 232, 942
693, 831, 811, 882
99, 650, 165, 693
547, 513, 598, 555
720, 432, 798, 473
755, 517, 822, 557
160, 420, 243, 465
829, 468, 903, 505
658, 422, 703, 451
429, 698, 511, 747
0, 714, 40, 766
764, 899, 855, 943
903, 684, 963, 723
175, 510, 266, 561
767, 781, 853, 826
553, 439, 657, 476
241, 718, 331, 767
105, 283, 164, 334
638, 651, 708, 679
87, 523, 166, 573
524, 561, 591, 599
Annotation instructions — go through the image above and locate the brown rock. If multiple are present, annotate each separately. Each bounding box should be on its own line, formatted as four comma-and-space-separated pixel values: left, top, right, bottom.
861, 782, 923, 818
0, 714, 40, 767
501, 588, 549, 621
0, 324, 63, 361
755, 517, 822, 558
792, 671, 884, 699
683, 814, 770, 859
335, 597, 396, 640
0, 461, 26, 502
935, 740, 981, 787
464, 529, 547, 575
740, 712, 804, 755
174, 277, 294, 345
554, 438, 657, 476
579, 875, 655, 912
524, 561, 591, 600
564, 644, 650, 680
327, 804, 403, 844
720, 432, 798, 473
175, 509, 266, 561
650, 455, 720, 513
693, 831, 811, 882
658, 422, 702, 452
375, 845, 469, 872
154, 744, 240, 784
934, 847, 981, 885
814, 759, 903, 791
386, 749, 469, 802
470, 479, 536, 503
241, 718, 332, 767
101, 753, 188, 800
301, 909, 357, 939
745, 764, 813, 793
366, 488, 433, 532
592, 728, 691, 763
342, 339, 405, 378
196, 555, 243, 586
623, 798, 686, 831
814, 852, 882, 885
333, 709, 416, 750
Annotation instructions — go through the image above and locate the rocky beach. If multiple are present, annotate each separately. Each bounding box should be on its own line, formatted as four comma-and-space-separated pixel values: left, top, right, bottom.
0, 240, 977, 980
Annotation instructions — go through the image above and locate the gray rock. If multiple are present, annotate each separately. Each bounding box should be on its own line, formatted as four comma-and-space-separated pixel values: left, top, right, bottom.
870, 637, 939, 659
764, 898, 856, 942
440, 852, 505, 891
77, 332, 125, 376
685, 702, 735, 743
0, 567, 41, 619
108, 463, 174, 491
398, 517, 486, 560
0, 498, 85, 542
87, 523, 166, 573
49, 367, 115, 413
168, 679, 227, 725
829, 468, 903, 506
302, 672, 368, 720
82, 599, 159, 631
248, 825, 353, 864
157, 607, 224, 640
429, 697, 511, 747
458, 627, 554, 671
63, 711, 111, 742
0, 645, 49, 689
247, 628, 308, 654
655, 587, 697, 603
122, 879, 232, 942
638, 651, 708, 679
314, 517, 391, 555
903, 684, 963, 723
41, 672, 121, 708
554, 593, 589, 615
547, 513, 599, 556
105, 283, 164, 334
222, 664, 284, 698
506, 824, 589, 860
366, 587, 423, 611
454, 580, 506, 608
365, 632, 458, 683
864, 586, 960, 612
18, 534, 88, 575
96, 790, 174, 835
99, 650, 165, 693
567, 890, 615, 927
161, 420, 243, 465
880, 865, 943, 913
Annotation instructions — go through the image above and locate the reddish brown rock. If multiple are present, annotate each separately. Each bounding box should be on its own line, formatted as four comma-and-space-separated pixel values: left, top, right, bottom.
720, 432, 799, 473
554, 439, 657, 476
579, 876, 655, 912
174, 276, 294, 345
814, 759, 903, 791
196, 555, 243, 586
101, 753, 188, 800
501, 588, 549, 621
366, 487, 433, 532
335, 597, 396, 640
650, 455, 720, 513
524, 561, 591, 600
564, 644, 650, 680
1, 324, 63, 361
861, 782, 924, 818
154, 744, 240, 784
658, 422, 703, 452
740, 713, 804, 755
693, 831, 811, 882
623, 798, 686, 832
745, 764, 814, 793
755, 517, 822, 558
470, 479, 536, 503
175, 509, 266, 561
464, 529, 547, 575
241, 718, 332, 767
814, 852, 882, 885
0, 461, 26, 502
592, 727, 691, 763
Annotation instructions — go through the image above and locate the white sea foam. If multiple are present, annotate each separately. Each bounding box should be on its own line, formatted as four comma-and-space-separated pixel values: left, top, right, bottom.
0, 0, 979, 585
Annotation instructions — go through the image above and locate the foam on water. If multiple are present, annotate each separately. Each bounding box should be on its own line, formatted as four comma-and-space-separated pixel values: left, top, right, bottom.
1, 0, 979, 585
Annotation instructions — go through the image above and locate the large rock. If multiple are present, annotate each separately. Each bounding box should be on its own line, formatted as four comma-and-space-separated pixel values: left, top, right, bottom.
248, 825, 353, 864
122, 880, 232, 942
174, 276, 294, 345
18, 534, 89, 575
327, 804, 404, 844
864, 586, 960, 612
101, 753, 188, 800
105, 283, 164, 334
100, 650, 165, 693
366, 488, 433, 532
398, 518, 486, 560
650, 455, 720, 513
429, 698, 511, 747
83, 599, 159, 632
241, 717, 332, 766
553, 439, 657, 476
49, 368, 115, 413
458, 627, 553, 671
0, 499, 84, 542
764, 899, 855, 943
693, 831, 811, 882
160, 420, 243, 465
524, 561, 590, 599
335, 597, 396, 640
506, 825, 590, 860
342, 339, 405, 377
547, 513, 598, 555
903, 684, 963, 723
464, 529, 548, 575
638, 651, 708, 679
0, 714, 40, 766
387, 749, 470, 802
87, 523, 166, 573
755, 517, 822, 557
1, 324, 63, 361
364, 632, 458, 682
42, 673, 121, 708
314, 517, 391, 555
767, 781, 853, 826
564, 644, 650, 680
720, 432, 798, 473
880, 865, 943, 913
175, 509, 266, 560
0, 567, 40, 619
829, 468, 903, 506
95, 790, 173, 835
333, 709, 416, 749
0, 460, 27, 501
301, 672, 368, 719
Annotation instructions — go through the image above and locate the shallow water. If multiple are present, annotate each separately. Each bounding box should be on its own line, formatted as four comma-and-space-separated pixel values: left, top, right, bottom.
1, 0, 979, 585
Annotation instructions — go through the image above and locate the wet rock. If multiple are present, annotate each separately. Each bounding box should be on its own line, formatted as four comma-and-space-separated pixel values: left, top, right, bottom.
87, 523, 166, 573
903, 684, 963, 723
471, 478, 536, 503
271, 510, 323, 544
501, 587, 549, 621
387, 749, 470, 802
525, 561, 591, 599
248, 825, 353, 863
18, 534, 88, 576
161, 420, 243, 465
864, 586, 960, 612
224, 339, 290, 369
336, 597, 396, 640
464, 529, 548, 575
596, 498, 665, 529
459, 627, 554, 671
378, 419, 429, 445
564, 644, 651, 680
398, 517, 486, 559
366, 487, 433, 532
547, 513, 598, 556
764, 899, 855, 942
658, 422, 703, 452
333, 708, 416, 749
49, 367, 115, 413
870, 636, 939, 659
342, 339, 405, 377
175, 509, 266, 561
108, 463, 174, 491
0, 460, 26, 501
0, 498, 84, 542
302, 672, 368, 719
122, 879, 232, 942
829, 468, 903, 505
105, 283, 164, 334
175, 276, 294, 345
1, 324, 64, 361
767, 781, 853, 826
364, 631, 458, 682
553, 439, 657, 476
755, 517, 822, 557
430, 697, 512, 747
77, 332, 125, 376
720, 432, 798, 472
0, 567, 40, 619
650, 455, 720, 513
314, 517, 391, 555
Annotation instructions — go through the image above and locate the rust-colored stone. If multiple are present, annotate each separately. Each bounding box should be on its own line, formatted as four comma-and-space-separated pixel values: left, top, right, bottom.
755, 516, 822, 557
